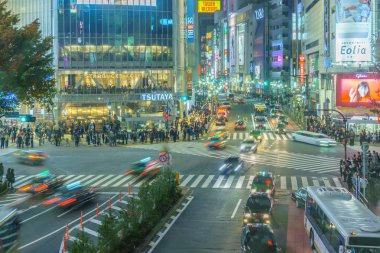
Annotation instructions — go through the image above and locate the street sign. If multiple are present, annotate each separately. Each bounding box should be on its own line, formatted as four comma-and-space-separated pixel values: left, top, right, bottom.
361, 143, 369, 152
159, 154, 168, 163
304, 111, 317, 116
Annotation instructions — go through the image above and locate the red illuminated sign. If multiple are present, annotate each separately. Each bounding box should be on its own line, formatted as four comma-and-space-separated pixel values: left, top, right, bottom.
299, 54, 305, 86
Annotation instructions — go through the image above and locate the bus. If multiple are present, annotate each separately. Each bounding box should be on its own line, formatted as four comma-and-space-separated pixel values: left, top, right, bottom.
305, 186, 380, 253
253, 103, 267, 117
292, 131, 337, 147
0, 207, 19, 252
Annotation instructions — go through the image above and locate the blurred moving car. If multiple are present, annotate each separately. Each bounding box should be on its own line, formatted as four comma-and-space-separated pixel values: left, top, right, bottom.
42, 181, 97, 208
222, 102, 232, 109
206, 137, 226, 150
243, 193, 273, 225
254, 116, 266, 130
124, 157, 162, 177
14, 150, 48, 165
0, 206, 19, 253
210, 127, 229, 140
215, 116, 227, 126
250, 130, 263, 143
291, 187, 307, 208
218, 156, 244, 175
240, 223, 279, 253
277, 115, 288, 125
240, 138, 258, 153
18, 170, 64, 194
250, 171, 276, 197
234, 120, 246, 131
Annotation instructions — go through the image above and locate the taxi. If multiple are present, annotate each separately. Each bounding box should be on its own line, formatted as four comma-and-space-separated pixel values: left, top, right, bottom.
250, 171, 276, 197
124, 157, 162, 177
275, 123, 286, 134
18, 170, 64, 194
42, 181, 97, 208
14, 150, 48, 165
206, 137, 226, 150
209, 127, 228, 140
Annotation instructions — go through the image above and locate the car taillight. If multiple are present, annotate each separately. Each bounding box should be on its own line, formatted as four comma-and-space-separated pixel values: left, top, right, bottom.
267, 240, 273, 246
34, 184, 48, 192
124, 170, 135, 176
19, 184, 32, 192
42, 197, 62, 205
58, 198, 77, 207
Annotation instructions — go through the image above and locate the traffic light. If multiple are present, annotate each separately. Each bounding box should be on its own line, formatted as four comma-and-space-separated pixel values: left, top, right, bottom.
264, 81, 270, 87
181, 96, 189, 102
18, 115, 36, 123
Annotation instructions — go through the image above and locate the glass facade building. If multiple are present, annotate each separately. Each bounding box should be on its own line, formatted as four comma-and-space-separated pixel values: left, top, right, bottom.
8, 0, 175, 124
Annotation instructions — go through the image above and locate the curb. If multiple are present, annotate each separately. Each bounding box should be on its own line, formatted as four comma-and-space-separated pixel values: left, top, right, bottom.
137, 188, 193, 253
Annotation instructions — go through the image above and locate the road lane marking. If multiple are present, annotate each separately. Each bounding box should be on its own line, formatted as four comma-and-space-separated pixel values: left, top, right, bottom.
135, 177, 150, 187
65, 175, 86, 184
101, 175, 124, 187
239, 133, 243, 140
247, 176, 254, 189
201, 175, 214, 188
113, 175, 133, 187
291, 176, 298, 190
212, 176, 225, 188
90, 219, 102, 225
223, 176, 235, 188
245, 133, 249, 139
235, 176, 245, 189
333, 177, 342, 188
280, 176, 287, 190
91, 175, 114, 187
123, 175, 142, 187
180, 175, 195, 187
286, 133, 293, 139
190, 175, 204, 188
77, 175, 95, 184
301, 177, 309, 187
83, 175, 104, 186
275, 134, 282, 140
231, 199, 242, 219
61, 175, 77, 182
57, 208, 74, 218
83, 227, 99, 237
21, 206, 57, 224
323, 178, 331, 187
263, 133, 269, 140
268, 133, 275, 140
13, 175, 35, 187
233, 133, 237, 140
313, 179, 320, 186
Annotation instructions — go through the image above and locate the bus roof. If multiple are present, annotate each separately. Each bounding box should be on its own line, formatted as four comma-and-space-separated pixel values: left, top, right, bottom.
294, 131, 328, 137
307, 186, 380, 238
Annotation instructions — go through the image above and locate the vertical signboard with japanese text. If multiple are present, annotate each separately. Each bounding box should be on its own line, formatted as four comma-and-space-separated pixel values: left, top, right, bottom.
299, 54, 305, 86
187, 0, 194, 43
223, 21, 228, 75
230, 26, 235, 68
253, 5, 264, 80
335, 0, 372, 62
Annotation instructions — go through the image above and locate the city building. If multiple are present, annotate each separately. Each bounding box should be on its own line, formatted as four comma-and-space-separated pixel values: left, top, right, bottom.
7, 0, 188, 129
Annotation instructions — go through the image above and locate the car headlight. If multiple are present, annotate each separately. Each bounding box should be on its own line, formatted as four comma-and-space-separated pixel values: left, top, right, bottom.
251, 189, 257, 193
240, 145, 246, 150
244, 213, 251, 218
234, 164, 242, 172
266, 189, 271, 194
219, 164, 227, 171
243, 218, 249, 224
263, 214, 270, 219
257, 136, 262, 140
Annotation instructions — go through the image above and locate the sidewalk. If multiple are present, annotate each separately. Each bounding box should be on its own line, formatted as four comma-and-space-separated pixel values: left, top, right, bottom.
367, 179, 380, 216
347, 144, 380, 153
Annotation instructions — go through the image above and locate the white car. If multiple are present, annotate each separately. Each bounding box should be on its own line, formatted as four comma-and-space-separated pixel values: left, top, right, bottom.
292, 131, 337, 147
240, 139, 258, 153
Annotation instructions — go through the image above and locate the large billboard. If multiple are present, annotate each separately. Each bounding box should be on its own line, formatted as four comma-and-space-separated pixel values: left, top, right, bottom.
336, 73, 380, 107
335, 0, 372, 62
252, 5, 265, 80
198, 1, 221, 13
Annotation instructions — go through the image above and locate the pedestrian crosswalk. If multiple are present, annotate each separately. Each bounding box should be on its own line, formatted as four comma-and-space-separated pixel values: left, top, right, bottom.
11, 174, 343, 192
226, 132, 293, 141
127, 142, 340, 174
0, 193, 30, 207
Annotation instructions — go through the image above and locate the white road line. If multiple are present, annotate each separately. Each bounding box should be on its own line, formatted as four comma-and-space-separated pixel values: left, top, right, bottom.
82, 175, 105, 186
134, 177, 150, 187
13, 175, 35, 187
280, 176, 287, 190
111, 205, 122, 211
61, 175, 77, 182
91, 175, 115, 187
239, 133, 243, 140
262, 133, 269, 140
223, 176, 235, 188
247, 176, 254, 189
286, 133, 293, 139
245, 133, 249, 139
180, 175, 195, 187
323, 178, 331, 187
235, 176, 245, 189
275, 134, 282, 140
313, 179, 320, 186
231, 199, 242, 219
212, 176, 225, 188
201, 175, 214, 188
101, 175, 125, 187
233, 133, 237, 140
333, 177, 342, 188
65, 175, 86, 184
124, 175, 143, 187
190, 175, 205, 188
228, 133, 232, 140
291, 176, 298, 190
301, 177, 309, 187
268, 133, 275, 140
117, 175, 135, 187
90, 219, 102, 225
83, 227, 99, 237
78, 175, 95, 184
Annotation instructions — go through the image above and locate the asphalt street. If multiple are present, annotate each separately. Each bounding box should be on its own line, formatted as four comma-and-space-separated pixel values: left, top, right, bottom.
0, 101, 353, 253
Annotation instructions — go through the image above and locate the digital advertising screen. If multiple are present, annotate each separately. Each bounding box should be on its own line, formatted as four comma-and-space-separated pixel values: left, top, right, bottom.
336, 73, 380, 107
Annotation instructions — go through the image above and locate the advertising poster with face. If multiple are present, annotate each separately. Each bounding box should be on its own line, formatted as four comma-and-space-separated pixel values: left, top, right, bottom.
335, 0, 372, 62
336, 73, 380, 107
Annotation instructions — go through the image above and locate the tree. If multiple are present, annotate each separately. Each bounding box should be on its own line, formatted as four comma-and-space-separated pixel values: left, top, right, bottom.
0, 0, 56, 113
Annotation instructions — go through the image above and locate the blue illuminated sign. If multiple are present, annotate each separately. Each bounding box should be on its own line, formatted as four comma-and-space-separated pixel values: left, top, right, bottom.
187, 0, 194, 43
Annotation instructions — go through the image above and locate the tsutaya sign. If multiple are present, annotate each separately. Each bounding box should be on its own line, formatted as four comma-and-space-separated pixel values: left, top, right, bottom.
141, 93, 173, 101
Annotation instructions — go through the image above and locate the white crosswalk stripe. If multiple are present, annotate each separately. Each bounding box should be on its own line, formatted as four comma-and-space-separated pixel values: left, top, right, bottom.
13, 175, 35, 187
225, 132, 293, 141
10, 174, 344, 192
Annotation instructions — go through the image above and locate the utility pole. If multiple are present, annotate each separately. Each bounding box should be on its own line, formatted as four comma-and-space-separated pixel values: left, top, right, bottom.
361, 142, 369, 197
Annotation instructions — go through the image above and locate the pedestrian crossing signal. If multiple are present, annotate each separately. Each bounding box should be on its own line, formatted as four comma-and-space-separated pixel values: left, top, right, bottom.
181, 96, 189, 102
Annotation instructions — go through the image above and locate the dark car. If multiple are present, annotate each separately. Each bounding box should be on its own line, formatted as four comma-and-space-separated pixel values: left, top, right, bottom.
241, 223, 279, 253
42, 181, 97, 208
14, 150, 48, 165
18, 170, 64, 194
219, 156, 244, 175
234, 120, 246, 131
291, 187, 307, 208
243, 193, 273, 225
124, 157, 162, 177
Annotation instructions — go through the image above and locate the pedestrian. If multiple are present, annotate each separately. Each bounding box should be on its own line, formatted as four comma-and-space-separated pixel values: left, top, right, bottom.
339, 159, 344, 178
0, 163, 3, 183
9, 169, 15, 189
5, 168, 11, 188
